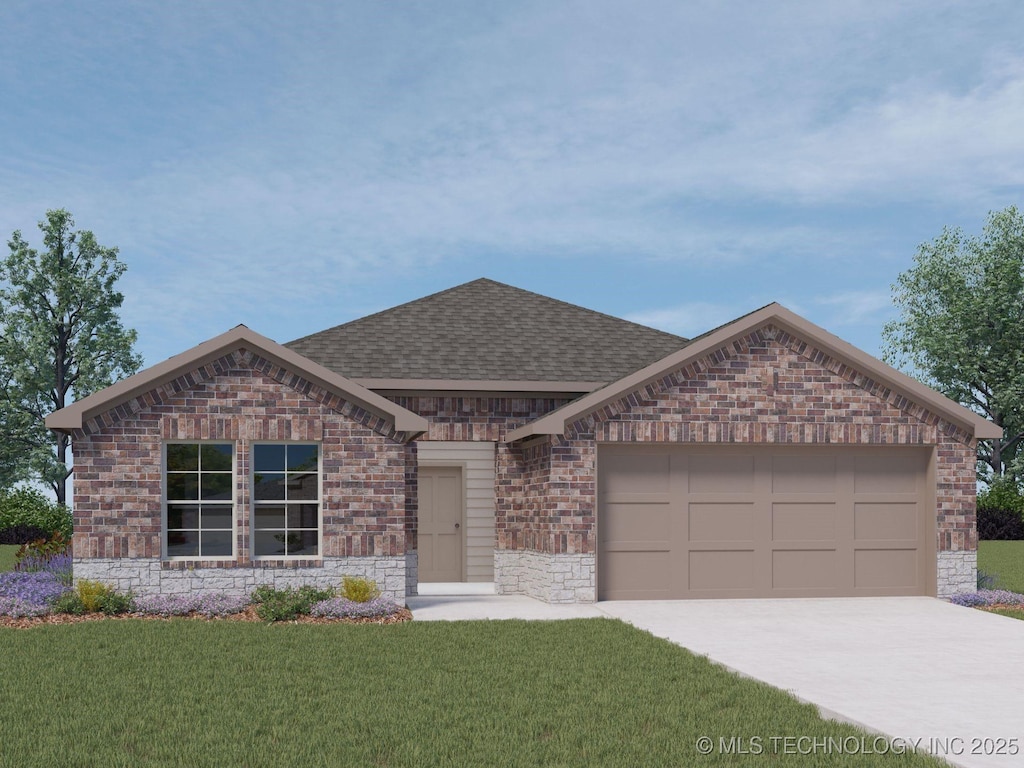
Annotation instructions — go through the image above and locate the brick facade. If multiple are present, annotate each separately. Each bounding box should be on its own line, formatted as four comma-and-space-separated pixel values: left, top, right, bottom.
70, 348, 409, 594
497, 324, 977, 577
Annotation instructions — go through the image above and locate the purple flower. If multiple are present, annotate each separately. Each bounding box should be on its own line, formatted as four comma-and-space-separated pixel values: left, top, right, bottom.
15, 553, 73, 585
309, 596, 401, 619
133, 592, 250, 617
0, 597, 51, 618
0, 571, 70, 612
950, 589, 1024, 607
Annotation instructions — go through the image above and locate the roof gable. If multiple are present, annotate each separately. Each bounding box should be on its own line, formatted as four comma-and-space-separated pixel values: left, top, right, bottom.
507, 303, 1001, 442
285, 278, 687, 383
46, 326, 428, 436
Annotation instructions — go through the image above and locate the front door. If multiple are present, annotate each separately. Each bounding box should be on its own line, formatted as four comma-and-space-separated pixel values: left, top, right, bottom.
418, 466, 463, 582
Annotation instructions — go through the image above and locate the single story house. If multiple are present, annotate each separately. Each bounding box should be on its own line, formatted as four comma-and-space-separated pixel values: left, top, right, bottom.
46, 279, 998, 602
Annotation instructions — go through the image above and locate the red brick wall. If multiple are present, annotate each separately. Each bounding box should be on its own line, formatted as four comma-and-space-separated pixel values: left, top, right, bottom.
500, 325, 978, 555
71, 349, 408, 565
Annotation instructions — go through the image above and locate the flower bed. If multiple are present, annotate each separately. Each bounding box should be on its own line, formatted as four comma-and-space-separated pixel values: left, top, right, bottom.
949, 589, 1024, 607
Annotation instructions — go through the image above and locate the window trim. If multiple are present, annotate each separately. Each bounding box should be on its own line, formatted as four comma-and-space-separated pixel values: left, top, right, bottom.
161, 440, 237, 561
250, 441, 323, 560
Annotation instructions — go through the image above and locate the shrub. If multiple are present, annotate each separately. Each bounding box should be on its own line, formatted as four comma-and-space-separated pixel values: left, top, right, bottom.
978, 477, 1024, 513
15, 552, 73, 586
310, 596, 401, 619
341, 575, 380, 603
15, 531, 71, 564
51, 591, 87, 615
95, 590, 133, 615
977, 569, 999, 590
75, 580, 123, 613
250, 585, 336, 622
0, 488, 72, 539
0, 524, 50, 545
977, 507, 1024, 540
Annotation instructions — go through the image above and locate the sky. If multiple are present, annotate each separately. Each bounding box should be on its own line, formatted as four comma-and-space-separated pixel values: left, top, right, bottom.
2, 0, 1023, 369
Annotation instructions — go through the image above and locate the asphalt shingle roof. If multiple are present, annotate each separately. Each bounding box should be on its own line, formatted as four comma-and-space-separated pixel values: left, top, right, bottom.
285, 279, 688, 383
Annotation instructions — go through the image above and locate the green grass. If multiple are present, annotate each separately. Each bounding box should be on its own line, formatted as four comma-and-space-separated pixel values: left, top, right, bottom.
0, 544, 19, 572
0, 619, 942, 767
983, 607, 1024, 621
978, 540, 1024, 593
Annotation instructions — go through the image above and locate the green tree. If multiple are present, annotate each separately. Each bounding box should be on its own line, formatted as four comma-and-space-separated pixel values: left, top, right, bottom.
883, 206, 1024, 483
0, 209, 142, 504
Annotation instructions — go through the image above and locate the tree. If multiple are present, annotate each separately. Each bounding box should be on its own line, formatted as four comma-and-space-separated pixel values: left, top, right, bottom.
883, 206, 1024, 483
0, 209, 142, 504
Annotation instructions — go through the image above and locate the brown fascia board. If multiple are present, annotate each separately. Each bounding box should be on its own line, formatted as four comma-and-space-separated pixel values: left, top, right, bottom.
506, 303, 1002, 442
354, 378, 606, 396
45, 325, 429, 437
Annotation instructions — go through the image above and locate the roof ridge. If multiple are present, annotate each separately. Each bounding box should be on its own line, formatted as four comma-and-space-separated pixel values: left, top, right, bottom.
287, 278, 687, 346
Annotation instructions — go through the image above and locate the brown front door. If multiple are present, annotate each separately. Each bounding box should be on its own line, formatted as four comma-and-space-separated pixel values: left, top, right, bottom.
418, 466, 464, 582
598, 445, 934, 600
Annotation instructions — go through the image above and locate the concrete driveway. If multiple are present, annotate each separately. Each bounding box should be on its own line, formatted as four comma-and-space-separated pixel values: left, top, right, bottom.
598, 597, 1024, 768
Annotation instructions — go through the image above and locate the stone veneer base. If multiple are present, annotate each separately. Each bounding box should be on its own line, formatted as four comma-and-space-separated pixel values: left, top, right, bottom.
937, 550, 977, 598
73, 556, 407, 602
494, 550, 596, 603
405, 551, 418, 596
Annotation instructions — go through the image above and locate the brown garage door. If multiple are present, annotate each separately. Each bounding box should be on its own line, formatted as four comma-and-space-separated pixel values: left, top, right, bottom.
598, 445, 934, 600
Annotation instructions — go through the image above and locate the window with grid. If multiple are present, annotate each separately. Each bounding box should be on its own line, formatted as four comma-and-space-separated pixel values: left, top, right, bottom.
164, 443, 234, 558
252, 443, 320, 557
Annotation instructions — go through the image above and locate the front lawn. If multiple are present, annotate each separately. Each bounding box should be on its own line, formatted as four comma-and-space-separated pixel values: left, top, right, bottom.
978, 540, 1024, 592
0, 619, 942, 767
0, 544, 18, 573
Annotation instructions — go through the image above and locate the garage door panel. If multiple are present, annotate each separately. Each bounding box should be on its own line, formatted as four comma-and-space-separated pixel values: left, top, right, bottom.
772, 503, 837, 541
689, 550, 756, 591
602, 501, 672, 543
773, 550, 838, 589
854, 454, 923, 493
854, 549, 919, 589
854, 503, 919, 541
688, 503, 754, 541
772, 455, 837, 493
603, 551, 673, 598
688, 454, 755, 492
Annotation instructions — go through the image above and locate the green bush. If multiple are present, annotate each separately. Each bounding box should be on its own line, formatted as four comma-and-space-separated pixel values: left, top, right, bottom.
51, 591, 87, 615
74, 579, 131, 613
0, 488, 72, 540
250, 584, 336, 622
978, 477, 1024, 513
341, 575, 380, 603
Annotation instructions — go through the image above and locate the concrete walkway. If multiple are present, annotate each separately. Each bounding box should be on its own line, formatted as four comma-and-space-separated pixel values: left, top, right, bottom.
409, 595, 1024, 768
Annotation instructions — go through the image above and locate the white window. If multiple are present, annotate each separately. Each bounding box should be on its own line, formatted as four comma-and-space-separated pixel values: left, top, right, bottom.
164, 443, 234, 558
251, 443, 320, 557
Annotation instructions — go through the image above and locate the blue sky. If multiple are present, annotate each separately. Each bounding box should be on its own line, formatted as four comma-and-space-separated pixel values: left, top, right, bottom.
2, 1, 1023, 368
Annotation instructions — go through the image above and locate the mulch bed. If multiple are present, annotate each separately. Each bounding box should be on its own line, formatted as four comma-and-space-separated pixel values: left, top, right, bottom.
0, 605, 414, 630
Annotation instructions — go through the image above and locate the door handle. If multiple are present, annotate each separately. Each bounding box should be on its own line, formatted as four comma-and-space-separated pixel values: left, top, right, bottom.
454, 523, 460, 529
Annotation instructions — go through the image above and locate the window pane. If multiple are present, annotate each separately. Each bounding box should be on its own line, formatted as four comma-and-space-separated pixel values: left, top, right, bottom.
167, 505, 199, 529
286, 444, 318, 471
253, 444, 286, 473
166, 444, 198, 472
201, 506, 232, 530
254, 530, 288, 557
201, 473, 233, 501
201, 531, 232, 556
166, 530, 199, 557
286, 473, 318, 501
287, 504, 319, 529
200, 444, 233, 472
254, 506, 286, 529
253, 473, 285, 501
167, 473, 199, 501
287, 530, 318, 556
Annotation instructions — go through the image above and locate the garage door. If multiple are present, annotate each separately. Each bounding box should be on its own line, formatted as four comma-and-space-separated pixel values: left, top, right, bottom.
598, 445, 934, 600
